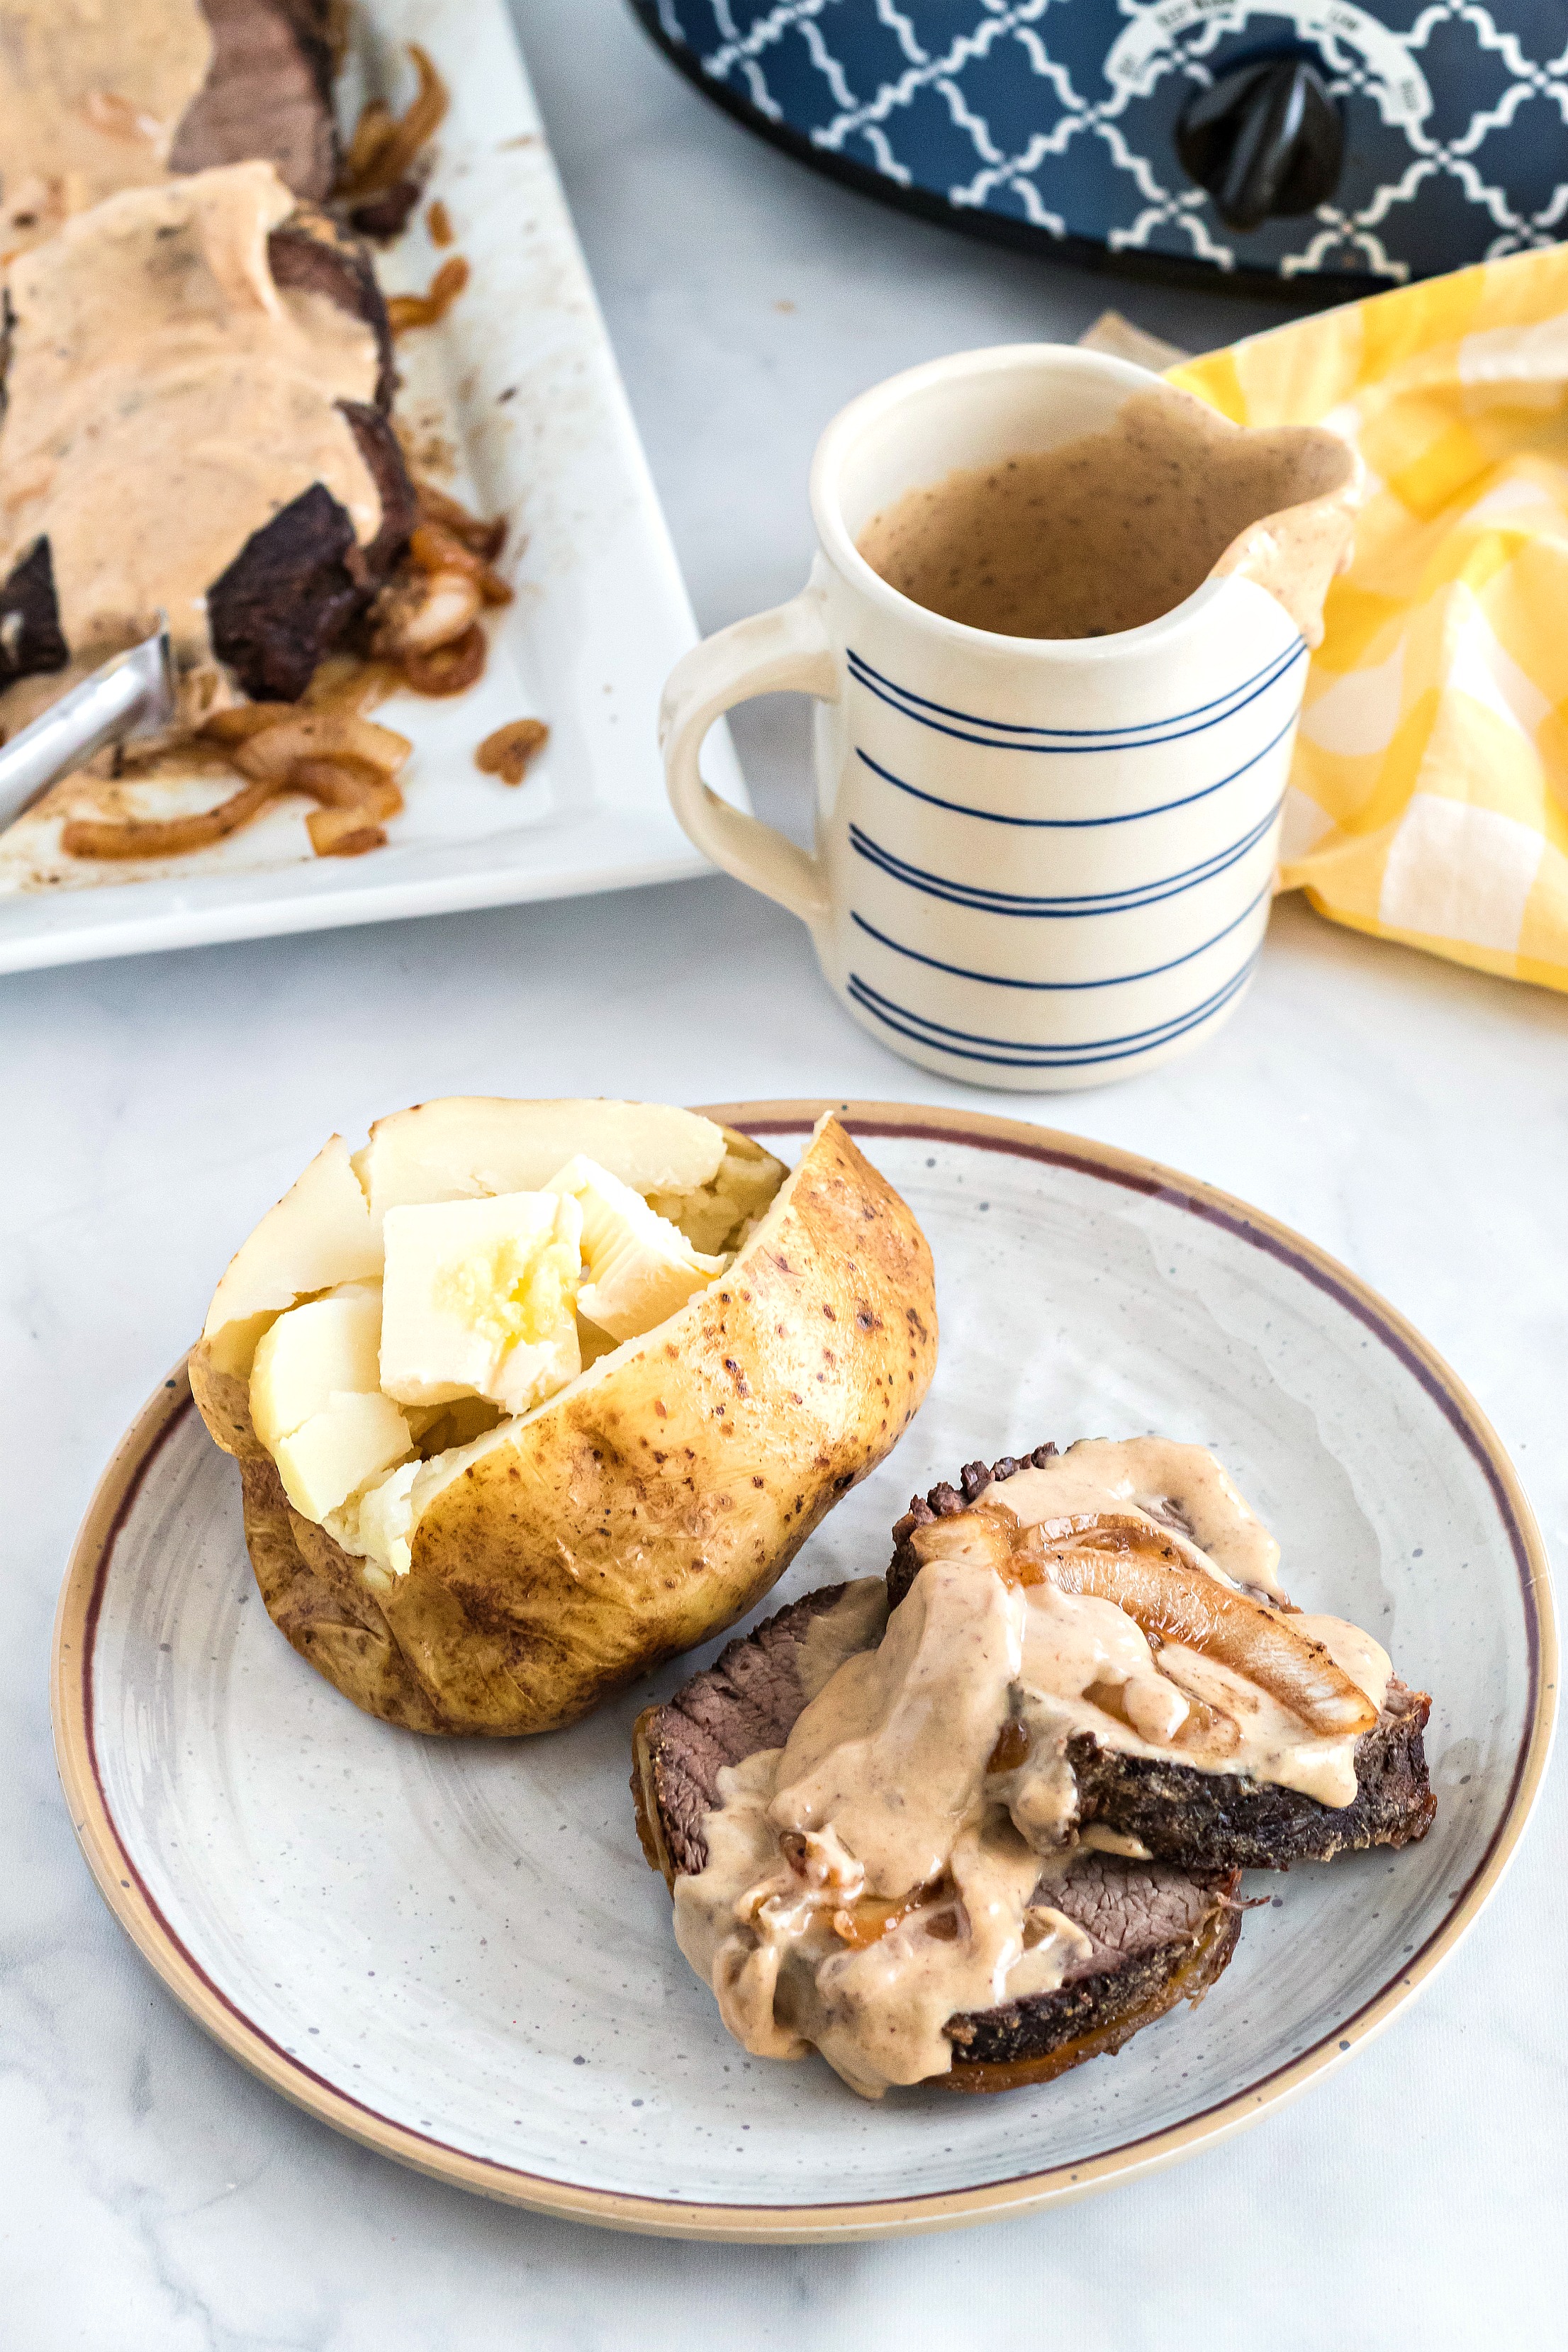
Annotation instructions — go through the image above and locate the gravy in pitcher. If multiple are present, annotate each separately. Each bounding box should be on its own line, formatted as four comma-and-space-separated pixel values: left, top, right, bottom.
856, 386, 1353, 643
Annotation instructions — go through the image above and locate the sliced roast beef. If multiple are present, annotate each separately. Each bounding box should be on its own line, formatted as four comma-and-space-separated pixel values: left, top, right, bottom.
206, 481, 366, 702
1064, 1686, 1434, 1870
198, 211, 415, 695
943, 1852, 1239, 2085
342, 401, 418, 573
170, 0, 339, 201
268, 207, 397, 412
1, 191, 413, 707
632, 1581, 1240, 2094
0, 539, 68, 688
634, 1583, 855, 1885
889, 1446, 1436, 1871
204, 398, 414, 704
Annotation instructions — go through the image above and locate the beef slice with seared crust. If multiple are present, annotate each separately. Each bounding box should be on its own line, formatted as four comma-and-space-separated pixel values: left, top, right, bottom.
1, 198, 414, 706
269, 208, 398, 411
0, 538, 68, 687
888, 1445, 1436, 1871
206, 481, 366, 703
170, 0, 340, 201
943, 1853, 1238, 2085
205, 208, 413, 700
632, 1581, 1240, 2093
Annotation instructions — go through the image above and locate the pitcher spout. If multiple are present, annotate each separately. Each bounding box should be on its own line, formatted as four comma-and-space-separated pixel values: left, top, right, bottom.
1159, 386, 1363, 648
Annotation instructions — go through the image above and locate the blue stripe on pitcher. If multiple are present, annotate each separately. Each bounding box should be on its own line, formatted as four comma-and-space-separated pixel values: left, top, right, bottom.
851, 702, 1299, 829
848, 799, 1281, 917
848, 879, 1273, 991
846, 956, 1260, 1071
845, 640, 1305, 753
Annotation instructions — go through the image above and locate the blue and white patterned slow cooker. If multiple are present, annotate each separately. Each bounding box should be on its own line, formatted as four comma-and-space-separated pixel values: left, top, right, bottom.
630, 2, 1568, 292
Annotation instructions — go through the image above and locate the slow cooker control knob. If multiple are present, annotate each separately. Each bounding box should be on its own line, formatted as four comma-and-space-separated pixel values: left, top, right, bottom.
1175, 57, 1343, 233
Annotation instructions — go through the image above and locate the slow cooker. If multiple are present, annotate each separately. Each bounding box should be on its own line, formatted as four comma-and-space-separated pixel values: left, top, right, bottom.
629, 2, 1568, 293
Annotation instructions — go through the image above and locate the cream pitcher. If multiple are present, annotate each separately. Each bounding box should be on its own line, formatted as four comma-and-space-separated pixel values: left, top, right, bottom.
660, 345, 1360, 1090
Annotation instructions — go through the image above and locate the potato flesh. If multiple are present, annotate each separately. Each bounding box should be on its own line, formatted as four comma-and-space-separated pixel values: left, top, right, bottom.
202, 1136, 381, 1374
352, 1459, 421, 1578
354, 1099, 728, 1240
379, 1192, 583, 1415
647, 1136, 788, 1257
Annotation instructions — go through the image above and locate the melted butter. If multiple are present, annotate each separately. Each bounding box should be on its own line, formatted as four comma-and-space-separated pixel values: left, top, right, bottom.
676, 1463, 1395, 2094
0, 0, 213, 257
986, 1438, 1284, 1596
0, 162, 382, 671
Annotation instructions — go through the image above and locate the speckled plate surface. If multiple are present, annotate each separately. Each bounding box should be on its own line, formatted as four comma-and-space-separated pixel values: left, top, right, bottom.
51, 1105, 1555, 2239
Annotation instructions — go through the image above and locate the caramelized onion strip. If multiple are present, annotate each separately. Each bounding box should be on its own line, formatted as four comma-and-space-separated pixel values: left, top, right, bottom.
410, 521, 512, 605
291, 758, 405, 820
60, 776, 279, 861
339, 45, 449, 199
415, 478, 506, 561
401, 625, 486, 695
341, 99, 396, 189
910, 1506, 1377, 1737
302, 657, 401, 717
199, 704, 298, 746
831, 1878, 948, 1951
306, 805, 386, 858
475, 718, 548, 784
232, 712, 412, 782
387, 571, 482, 654
387, 256, 468, 335
1036, 1518, 1374, 1736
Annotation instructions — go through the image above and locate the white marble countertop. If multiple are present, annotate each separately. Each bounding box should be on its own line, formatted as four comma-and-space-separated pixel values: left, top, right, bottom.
3, 3, 1564, 2342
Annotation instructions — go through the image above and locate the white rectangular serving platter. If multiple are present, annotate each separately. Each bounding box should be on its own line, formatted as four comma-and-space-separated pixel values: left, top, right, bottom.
0, 0, 740, 976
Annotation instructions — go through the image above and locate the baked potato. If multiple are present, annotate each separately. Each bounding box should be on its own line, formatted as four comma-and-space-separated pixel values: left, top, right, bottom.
191, 1099, 937, 1734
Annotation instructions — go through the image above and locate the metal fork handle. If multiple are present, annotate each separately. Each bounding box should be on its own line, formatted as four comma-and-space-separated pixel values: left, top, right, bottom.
0, 628, 177, 831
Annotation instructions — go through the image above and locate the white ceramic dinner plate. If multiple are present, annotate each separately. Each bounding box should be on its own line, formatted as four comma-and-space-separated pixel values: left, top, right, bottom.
0, 0, 741, 975
52, 1106, 1555, 2240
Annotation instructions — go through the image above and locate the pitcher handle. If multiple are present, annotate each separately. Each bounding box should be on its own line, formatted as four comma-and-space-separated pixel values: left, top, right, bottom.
660, 590, 838, 930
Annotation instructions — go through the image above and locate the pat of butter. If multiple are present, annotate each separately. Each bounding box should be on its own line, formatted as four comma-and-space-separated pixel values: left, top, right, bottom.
272, 1389, 414, 1522
547, 1155, 724, 1342
379, 1190, 583, 1416
250, 1282, 383, 1453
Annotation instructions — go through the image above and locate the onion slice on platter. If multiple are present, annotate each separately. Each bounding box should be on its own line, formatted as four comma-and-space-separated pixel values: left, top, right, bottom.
60, 775, 280, 861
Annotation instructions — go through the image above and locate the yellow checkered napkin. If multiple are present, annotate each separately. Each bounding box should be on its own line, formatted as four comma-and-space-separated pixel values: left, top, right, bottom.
1168, 250, 1568, 996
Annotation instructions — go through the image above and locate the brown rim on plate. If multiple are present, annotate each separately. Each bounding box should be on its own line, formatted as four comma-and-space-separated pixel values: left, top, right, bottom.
50, 1102, 1558, 2241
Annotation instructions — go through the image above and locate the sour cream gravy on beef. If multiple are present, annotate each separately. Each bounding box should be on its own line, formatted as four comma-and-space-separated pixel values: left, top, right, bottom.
0, 159, 381, 668
0, 0, 213, 254
975, 1434, 1285, 1596
676, 1440, 1390, 2098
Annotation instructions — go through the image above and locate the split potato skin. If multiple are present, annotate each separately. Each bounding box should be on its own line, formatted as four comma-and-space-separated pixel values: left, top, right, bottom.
191, 1116, 937, 1735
